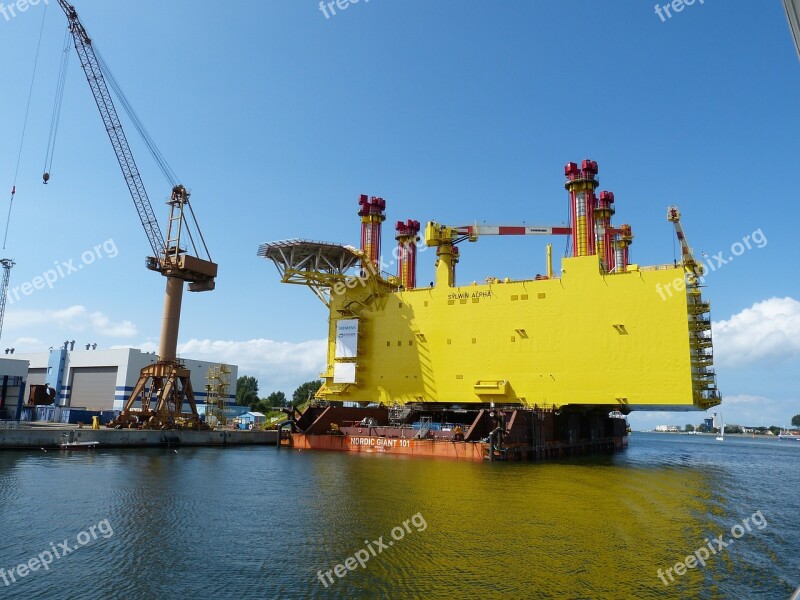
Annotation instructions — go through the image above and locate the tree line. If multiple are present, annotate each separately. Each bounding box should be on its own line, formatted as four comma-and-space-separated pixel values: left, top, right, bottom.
684, 414, 800, 435
235, 376, 322, 414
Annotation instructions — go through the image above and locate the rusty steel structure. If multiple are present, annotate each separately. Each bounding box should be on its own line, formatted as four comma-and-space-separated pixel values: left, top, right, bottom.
57, 1, 217, 429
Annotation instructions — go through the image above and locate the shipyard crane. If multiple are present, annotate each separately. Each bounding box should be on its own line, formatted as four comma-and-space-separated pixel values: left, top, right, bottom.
667, 205, 704, 284
0, 259, 14, 343
56, 1, 217, 429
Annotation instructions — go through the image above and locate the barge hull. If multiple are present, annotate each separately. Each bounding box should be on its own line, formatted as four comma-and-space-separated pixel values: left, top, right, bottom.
280, 405, 628, 462
287, 432, 626, 461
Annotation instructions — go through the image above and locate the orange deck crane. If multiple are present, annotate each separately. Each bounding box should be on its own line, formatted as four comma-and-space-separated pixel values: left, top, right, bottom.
56, 1, 217, 429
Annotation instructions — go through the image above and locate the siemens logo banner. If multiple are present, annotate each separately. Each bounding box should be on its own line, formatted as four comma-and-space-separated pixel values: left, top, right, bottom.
335, 319, 359, 359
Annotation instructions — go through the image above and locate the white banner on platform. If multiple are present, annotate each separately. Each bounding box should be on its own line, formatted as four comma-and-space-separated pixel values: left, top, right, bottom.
335, 319, 359, 359
333, 363, 357, 384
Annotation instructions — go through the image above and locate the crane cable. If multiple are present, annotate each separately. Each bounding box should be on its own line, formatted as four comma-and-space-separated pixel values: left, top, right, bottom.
95, 48, 179, 188
671, 214, 678, 267
42, 26, 71, 185
3, 1, 49, 250
94, 47, 216, 261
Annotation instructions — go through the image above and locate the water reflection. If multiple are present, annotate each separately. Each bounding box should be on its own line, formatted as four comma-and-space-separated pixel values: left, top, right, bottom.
0, 434, 795, 599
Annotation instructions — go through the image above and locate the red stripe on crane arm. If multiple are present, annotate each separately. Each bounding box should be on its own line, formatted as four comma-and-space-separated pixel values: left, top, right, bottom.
465, 225, 572, 236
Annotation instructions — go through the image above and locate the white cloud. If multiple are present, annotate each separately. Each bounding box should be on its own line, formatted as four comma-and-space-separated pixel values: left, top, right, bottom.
177, 338, 326, 373
112, 340, 158, 353
10, 336, 44, 347
6, 306, 138, 337
627, 394, 798, 430
713, 297, 800, 368
0, 337, 45, 354
180, 338, 327, 394
114, 337, 328, 394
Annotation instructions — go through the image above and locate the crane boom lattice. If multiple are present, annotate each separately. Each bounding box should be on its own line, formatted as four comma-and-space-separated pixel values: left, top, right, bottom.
57, 1, 165, 259
0, 259, 14, 343
667, 205, 704, 284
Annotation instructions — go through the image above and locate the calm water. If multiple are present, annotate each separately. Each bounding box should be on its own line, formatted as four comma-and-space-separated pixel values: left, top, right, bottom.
0, 433, 797, 599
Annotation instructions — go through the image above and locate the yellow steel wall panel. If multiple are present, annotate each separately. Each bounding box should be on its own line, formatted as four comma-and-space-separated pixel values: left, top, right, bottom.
322, 254, 705, 410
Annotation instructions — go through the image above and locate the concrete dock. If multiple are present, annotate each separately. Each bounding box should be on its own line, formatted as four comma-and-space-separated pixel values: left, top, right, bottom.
0, 424, 277, 449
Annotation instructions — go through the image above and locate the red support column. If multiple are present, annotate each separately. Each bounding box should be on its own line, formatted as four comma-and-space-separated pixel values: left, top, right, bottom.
581, 159, 599, 257
395, 220, 420, 289
596, 191, 616, 272
358, 195, 386, 274
615, 224, 633, 272
564, 159, 600, 257
565, 162, 580, 257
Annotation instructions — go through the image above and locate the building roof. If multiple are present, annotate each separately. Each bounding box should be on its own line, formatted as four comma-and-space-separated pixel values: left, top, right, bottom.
245, 412, 266, 417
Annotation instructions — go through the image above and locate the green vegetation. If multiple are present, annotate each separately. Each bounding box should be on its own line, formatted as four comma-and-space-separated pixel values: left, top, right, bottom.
258, 409, 286, 429
792, 414, 800, 427
292, 380, 323, 404
247, 391, 288, 415
234, 378, 324, 421
235, 376, 259, 406
686, 423, 785, 436
235, 378, 323, 411
265, 391, 287, 407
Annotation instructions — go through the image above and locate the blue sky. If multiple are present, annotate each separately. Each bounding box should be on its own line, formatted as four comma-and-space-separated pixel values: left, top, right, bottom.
0, 0, 798, 429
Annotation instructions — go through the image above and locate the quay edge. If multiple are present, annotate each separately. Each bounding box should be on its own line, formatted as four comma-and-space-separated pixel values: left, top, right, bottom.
0, 427, 277, 450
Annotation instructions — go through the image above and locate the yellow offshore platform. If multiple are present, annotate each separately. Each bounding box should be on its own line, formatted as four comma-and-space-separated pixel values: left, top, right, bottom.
259, 160, 720, 460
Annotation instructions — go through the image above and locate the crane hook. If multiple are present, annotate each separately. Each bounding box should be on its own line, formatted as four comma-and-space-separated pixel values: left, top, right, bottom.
42, 172, 50, 184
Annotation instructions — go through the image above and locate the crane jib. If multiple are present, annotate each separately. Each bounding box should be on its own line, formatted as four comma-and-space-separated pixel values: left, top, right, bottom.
58, 0, 167, 259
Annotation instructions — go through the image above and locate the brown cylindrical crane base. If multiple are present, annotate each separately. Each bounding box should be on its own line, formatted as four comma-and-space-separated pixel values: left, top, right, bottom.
159, 276, 184, 362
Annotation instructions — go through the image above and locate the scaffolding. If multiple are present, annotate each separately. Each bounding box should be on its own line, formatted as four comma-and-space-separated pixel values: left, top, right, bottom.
205, 364, 232, 428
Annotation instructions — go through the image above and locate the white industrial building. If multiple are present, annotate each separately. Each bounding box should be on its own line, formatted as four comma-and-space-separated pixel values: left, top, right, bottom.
12, 348, 237, 413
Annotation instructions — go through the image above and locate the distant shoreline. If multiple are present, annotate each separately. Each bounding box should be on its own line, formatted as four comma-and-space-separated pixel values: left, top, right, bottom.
636, 431, 799, 439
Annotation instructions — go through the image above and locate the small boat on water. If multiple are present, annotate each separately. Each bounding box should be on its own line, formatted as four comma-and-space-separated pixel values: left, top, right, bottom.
60, 441, 100, 450
778, 432, 800, 442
